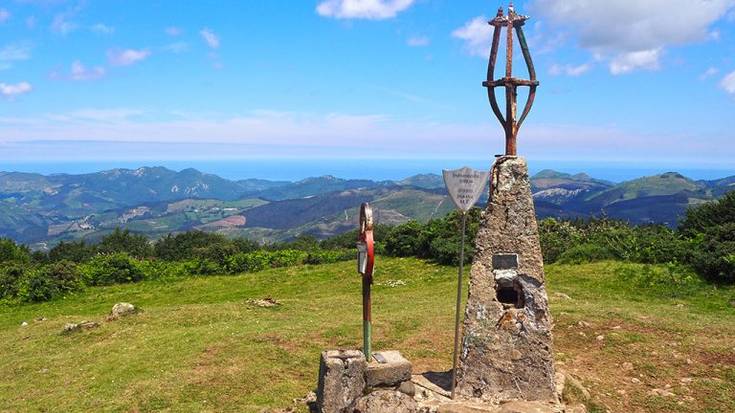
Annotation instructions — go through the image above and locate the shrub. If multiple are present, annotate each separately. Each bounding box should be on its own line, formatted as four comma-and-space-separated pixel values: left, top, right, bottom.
0, 263, 24, 299
0, 238, 30, 264
539, 219, 582, 263
184, 258, 222, 276
679, 191, 735, 236
82, 253, 146, 286
688, 223, 735, 284
48, 240, 94, 263
305, 249, 352, 265
137, 259, 190, 281
97, 228, 152, 258
385, 221, 425, 257
226, 251, 271, 273
269, 250, 308, 268
153, 231, 230, 261
19, 261, 83, 302
557, 243, 615, 264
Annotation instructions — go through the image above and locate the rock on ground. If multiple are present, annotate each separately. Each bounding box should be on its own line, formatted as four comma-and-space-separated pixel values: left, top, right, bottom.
351, 390, 417, 413
110, 302, 137, 319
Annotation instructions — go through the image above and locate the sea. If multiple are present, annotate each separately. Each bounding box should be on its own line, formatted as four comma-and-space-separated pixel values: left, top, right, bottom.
1, 159, 734, 183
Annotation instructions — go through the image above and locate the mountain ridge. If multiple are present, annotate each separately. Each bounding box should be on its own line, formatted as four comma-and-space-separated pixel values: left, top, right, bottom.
1, 165, 733, 247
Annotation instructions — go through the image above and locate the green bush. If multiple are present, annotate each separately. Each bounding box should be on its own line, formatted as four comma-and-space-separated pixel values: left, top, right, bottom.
269, 250, 308, 268
184, 258, 222, 276
539, 219, 582, 263
154, 231, 230, 261
688, 223, 735, 284
0, 238, 30, 264
97, 228, 152, 258
19, 261, 83, 302
0, 262, 25, 299
557, 243, 615, 264
385, 221, 425, 257
137, 259, 190, 281
226, 251, 271, 273
82, 253, 146, 286
48, 240, 94, 263
305, 249, 352, 265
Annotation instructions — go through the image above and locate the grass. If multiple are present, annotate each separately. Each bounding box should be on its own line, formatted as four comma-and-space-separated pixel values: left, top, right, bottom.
1, 258, 734, 412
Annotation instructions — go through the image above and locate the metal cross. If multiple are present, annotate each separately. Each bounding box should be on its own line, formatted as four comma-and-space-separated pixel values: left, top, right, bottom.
482, 3, 539, 156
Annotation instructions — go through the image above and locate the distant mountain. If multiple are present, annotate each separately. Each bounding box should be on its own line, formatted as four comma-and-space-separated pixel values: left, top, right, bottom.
397, 173, 444, 189
0, 166, 733, 247
531, 170, 613, 206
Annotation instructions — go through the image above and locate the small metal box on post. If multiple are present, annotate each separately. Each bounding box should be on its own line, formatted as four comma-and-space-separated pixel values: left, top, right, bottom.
356, 203, 375, 358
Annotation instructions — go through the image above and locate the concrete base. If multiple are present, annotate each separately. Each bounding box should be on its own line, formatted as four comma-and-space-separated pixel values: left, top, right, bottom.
316, 350, 366, 413
367, 350, 412, 388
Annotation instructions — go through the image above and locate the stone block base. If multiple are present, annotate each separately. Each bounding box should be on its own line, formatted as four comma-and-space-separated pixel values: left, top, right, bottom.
367, 350, 412, 387
317, 350, 366, 413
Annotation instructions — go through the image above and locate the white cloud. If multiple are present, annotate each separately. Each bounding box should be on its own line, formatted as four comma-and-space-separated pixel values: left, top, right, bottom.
0, 43, 32, 70
90, 23, 114, 34
69, 61, 105, 80
721, 71, 735, 95
200, 28, 220, 49
0, 82, 32, 98
51, 13, 77, 34
531, 0, 735, 74
700, 67, 719, 80
0, 9, 10, 23
452, 16, 492, 57
407, 36, 429, 47
609, 48, 662, 75
549, 63, 591, 77
164, 42, 188, 54
107, 49, 150, 66
316, 0, 415, 20
165, 26, 182, 36
0, 43, 32, 62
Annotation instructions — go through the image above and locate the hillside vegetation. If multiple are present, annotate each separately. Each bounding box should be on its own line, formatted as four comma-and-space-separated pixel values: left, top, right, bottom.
1, 258, 733, 412
2, 166, 734, 247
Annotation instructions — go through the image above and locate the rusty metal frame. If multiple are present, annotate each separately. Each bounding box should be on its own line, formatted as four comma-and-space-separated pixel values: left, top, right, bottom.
482, 4, 539, 156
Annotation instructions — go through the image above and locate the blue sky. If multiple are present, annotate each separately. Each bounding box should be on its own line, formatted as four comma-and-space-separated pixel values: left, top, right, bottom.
0, 0, 734, 167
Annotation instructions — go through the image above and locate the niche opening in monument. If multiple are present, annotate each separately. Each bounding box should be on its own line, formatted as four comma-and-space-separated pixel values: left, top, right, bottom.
496, 282, 524, 309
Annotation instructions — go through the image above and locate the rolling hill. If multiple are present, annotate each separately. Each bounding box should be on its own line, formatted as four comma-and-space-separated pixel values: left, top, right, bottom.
0, 166, 733, 248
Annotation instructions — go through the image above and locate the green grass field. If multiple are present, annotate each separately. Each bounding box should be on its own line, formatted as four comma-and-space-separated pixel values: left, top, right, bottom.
1, 258, 733, 412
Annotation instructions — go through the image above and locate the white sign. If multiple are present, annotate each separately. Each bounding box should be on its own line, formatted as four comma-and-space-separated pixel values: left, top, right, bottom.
442, 167, 489, 212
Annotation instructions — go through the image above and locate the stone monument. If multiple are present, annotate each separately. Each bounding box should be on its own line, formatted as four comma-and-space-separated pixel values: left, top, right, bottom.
455, 3, 556, 402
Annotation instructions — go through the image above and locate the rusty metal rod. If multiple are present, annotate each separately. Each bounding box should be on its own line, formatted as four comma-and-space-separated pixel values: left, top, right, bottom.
450, 212, 468, 400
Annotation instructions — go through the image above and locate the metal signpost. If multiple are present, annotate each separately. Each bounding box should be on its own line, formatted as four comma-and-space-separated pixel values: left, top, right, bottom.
357, 203, 375, 358
442, 167, 490, 399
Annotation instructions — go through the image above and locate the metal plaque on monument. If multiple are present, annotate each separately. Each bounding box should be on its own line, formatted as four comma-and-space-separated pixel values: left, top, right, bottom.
455, 3, 556, 402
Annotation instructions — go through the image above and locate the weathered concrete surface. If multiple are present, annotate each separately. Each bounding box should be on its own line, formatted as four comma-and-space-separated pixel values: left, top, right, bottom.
456, 156, 555, 402
316, 350, 367, 413
352, 390, 418, 413
367, 350, 412, 388
435, 400, 561, 413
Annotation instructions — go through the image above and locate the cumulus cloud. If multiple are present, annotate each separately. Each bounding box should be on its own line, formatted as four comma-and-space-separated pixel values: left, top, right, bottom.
407, 36, 429, 47
107, 49, 150, 66
90, 23, 114, 34
0, 9, 10, 23
452, 16, 492, 57
316, 0, 415, 20
609, 48, 662, 75
721, 71, 735, 95
531, 0, 735, 74
549, 63, 592, 77
0, 82, 32, 98
69, 61, 105, 80
200, 28, 219, 49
